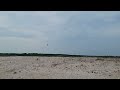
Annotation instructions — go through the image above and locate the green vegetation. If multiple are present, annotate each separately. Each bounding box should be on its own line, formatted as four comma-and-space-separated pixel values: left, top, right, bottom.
0, 53, 120, 58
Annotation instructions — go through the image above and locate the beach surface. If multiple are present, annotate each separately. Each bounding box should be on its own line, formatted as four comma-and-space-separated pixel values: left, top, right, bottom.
0, 56, 120, 79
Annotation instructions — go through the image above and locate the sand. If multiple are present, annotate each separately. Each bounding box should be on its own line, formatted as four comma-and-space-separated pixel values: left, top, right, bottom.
0, 56, 120, 79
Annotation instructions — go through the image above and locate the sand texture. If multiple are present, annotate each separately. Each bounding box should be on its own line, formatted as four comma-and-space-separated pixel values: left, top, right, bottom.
0, 56, 120, 79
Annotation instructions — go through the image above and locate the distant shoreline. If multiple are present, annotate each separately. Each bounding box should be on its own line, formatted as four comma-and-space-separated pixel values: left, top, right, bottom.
0, 53, 120, 58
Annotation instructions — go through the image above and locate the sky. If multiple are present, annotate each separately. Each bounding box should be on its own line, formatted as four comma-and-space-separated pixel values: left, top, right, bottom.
0, 11, 120, 56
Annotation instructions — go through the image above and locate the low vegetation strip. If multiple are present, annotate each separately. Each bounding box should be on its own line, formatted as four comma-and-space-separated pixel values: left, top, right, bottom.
0, 53, 120, 58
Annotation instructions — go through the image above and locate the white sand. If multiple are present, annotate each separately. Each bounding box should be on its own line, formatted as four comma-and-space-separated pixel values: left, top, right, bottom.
0, 56, 120, 79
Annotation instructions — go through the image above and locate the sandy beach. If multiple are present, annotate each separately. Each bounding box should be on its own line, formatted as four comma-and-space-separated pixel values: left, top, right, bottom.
0, 56, 120, 79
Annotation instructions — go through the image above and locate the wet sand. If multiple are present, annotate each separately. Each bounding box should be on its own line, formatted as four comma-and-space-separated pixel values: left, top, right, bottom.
0, 56, 120, 79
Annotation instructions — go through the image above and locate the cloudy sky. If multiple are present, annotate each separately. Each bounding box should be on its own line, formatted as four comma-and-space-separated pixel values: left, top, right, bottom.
0, 11, 120, 55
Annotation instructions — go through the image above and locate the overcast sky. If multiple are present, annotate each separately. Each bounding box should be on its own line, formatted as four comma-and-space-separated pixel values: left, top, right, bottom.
0, 11, 120, 55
